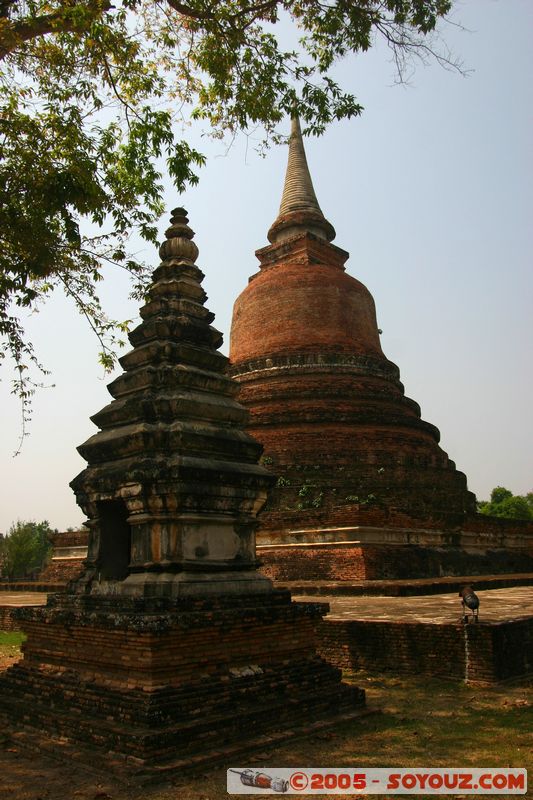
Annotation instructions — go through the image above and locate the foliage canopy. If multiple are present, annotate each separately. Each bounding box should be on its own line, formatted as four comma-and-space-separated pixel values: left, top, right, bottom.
0, 0, 455, 443
0, 519, 54, 579
478, 487, 533, 522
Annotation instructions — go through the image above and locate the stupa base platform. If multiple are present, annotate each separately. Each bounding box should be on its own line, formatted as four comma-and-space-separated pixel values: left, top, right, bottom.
3, 701, 373, 784
257, 521, 533, 583
0, 590, 365, 780
302, 586, 533, 685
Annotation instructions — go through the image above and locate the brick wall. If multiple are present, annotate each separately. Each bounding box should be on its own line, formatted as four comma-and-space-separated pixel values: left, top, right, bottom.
316, 617, 533, 683
0, 607, 19, 631
37, 558, 85, 584
48, 531, 89, 548
0, 591, 364, 771
259, 544, 369, 582
19, 608, 323, 689
476, 619, 533, 683
230, 259, 383, 363
258, 542, 533, 582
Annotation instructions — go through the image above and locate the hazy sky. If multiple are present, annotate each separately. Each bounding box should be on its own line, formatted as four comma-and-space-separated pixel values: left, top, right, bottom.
1, 0, 531, 533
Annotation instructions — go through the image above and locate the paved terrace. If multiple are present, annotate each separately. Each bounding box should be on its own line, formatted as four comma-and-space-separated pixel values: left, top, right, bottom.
293, 586, 533, 625
1, 587, 532, 625
0, 592, 48, 607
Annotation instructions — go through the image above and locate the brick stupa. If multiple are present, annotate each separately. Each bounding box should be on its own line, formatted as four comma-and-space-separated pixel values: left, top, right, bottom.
0, 208, 364, 778
230, 119, 533, 581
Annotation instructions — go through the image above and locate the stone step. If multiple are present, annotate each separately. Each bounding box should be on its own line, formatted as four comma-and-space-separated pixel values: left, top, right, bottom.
0, 665, 363, 766
1, 657, 357, 726
4, 705, 376, 783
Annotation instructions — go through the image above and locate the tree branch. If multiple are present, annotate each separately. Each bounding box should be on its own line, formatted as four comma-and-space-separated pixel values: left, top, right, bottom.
165, 0, 278, 27
164, 0, 216, 22
0, 1, 110, 60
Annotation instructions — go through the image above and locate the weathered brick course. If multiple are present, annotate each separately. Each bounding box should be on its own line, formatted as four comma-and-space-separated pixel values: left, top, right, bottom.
0, 606, 18, 631
258, 541, 533, 582
316, 616, 533, 683
0, 592, 365, 773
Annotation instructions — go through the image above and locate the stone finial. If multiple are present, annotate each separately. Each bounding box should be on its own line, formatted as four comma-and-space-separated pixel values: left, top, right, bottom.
268, 117, 336, 244
158, 207, 199, 263
279, 117, 321, 216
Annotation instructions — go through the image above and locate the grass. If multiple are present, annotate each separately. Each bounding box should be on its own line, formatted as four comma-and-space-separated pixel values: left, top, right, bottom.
0, 630, 25, 653
1, 643, 531, 800
167, 672, 531, 800
0, 631, 26, 646
155, 671, 532, 800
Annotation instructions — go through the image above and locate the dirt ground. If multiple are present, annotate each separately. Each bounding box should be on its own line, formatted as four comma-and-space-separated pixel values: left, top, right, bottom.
0, 648, 531, 800
0, 644, 23, 672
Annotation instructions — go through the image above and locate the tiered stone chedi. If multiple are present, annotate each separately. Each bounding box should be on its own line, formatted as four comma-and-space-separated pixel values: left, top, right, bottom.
0, 208, 364, 777
70, 207, 274, 599
230, 119, 533, 581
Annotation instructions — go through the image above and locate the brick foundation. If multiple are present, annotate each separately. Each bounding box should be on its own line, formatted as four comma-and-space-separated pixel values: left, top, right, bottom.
0, 607, 18, 631
37, 558, 85, 584
0, 590, 365, 777
258, 541, 533, 582
316, 617, 533, 684
37, 530, 89, 584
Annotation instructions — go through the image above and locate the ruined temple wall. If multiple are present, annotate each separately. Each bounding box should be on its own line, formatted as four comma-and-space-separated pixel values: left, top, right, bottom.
257, 514, 533, 582
316, 617, 533, 683
37, 559, 86, 584
258, 542, 533, 582
0, 607, 18, 631
257, 503, 466, 541
462, 514, 533, 544
37, 530, 89, 585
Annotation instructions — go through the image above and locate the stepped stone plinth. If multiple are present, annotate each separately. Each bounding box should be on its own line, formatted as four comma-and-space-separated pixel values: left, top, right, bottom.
0, 207, 364, 777
229, 119, 533, 581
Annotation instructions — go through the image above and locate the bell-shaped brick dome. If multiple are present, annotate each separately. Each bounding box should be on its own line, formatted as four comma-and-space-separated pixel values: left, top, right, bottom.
229, 119, 476, 543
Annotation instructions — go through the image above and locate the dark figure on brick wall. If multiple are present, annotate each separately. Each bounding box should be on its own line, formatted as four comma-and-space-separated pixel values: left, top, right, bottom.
459, 586, 480, 623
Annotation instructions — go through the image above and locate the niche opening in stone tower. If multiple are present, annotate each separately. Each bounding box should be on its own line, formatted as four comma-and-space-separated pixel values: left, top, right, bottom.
96, 500, 131, 581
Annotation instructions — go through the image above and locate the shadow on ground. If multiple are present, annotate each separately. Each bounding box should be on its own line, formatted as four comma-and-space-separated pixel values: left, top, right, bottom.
0, 657, 530, 800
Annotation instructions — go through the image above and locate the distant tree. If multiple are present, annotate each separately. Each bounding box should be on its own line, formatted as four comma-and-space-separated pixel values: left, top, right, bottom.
0, 520, 54, 580
478, 487, 533, 522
